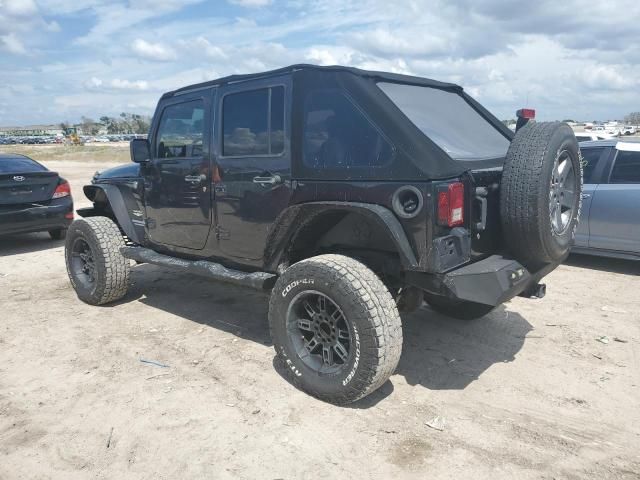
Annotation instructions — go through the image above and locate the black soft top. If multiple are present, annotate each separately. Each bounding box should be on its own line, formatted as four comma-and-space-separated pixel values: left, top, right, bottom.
162, 64, 512, 180
163, 64, 463, 99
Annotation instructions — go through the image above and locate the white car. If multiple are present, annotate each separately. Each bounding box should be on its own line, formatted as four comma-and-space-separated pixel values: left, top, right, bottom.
574, 132, 616, 142
94, 136, 110, 143
622, 126, 637, 135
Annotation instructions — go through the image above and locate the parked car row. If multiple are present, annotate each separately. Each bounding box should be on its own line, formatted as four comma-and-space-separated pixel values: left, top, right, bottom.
0, 134, 147, 145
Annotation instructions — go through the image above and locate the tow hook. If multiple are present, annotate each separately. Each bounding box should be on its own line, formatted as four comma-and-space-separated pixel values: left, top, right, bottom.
520, 283, 546, 299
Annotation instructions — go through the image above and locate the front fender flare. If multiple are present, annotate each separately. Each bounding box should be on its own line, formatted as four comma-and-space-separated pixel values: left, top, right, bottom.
264, 201, 419, 271
83, 184, 142, 244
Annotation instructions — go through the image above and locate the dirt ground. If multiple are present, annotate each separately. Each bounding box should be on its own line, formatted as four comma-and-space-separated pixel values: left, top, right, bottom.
1, 159, 639, 479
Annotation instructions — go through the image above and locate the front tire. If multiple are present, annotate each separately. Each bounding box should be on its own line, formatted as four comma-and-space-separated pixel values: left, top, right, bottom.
65, 217, 130, 305
269, 254, 403, 405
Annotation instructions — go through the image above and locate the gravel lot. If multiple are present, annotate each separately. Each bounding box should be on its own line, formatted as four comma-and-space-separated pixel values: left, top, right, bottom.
1, 159, 639, 479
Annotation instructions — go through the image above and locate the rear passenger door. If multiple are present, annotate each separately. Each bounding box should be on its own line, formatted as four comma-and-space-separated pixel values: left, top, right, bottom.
588, 148, 640, 254
213, 77, 291, 265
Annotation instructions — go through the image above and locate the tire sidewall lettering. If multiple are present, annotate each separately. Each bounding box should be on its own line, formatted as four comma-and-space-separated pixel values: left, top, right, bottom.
281, 278, 314, 298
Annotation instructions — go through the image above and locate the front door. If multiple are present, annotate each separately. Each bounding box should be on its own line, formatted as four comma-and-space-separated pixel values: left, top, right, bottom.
588, 149, 640, 254
213, 80, 291, 265
144, 91, 213, 249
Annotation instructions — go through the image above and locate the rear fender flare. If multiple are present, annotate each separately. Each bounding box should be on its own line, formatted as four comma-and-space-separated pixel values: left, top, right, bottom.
83, 184, 142, 244
264, 201, 418, 271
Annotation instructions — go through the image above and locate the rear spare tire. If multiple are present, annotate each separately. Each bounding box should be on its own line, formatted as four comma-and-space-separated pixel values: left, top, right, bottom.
269, 254, 403, 405
500, 122, 582, 269
65, 217, 130, 305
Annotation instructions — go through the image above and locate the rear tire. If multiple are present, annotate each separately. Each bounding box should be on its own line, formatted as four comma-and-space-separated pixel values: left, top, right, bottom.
424, 293, 494, 320
269, 254, 403, 405
65, 217, 130, 305
500, 122, 582, 270
49, 228, 67, 240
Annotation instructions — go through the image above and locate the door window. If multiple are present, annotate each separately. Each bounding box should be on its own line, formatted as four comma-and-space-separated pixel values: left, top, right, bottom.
222, 86, 285, 157
580, 147, 604, 184
303, 90, 393, 168
156, 100, 205, 158
610, 151, 640, 184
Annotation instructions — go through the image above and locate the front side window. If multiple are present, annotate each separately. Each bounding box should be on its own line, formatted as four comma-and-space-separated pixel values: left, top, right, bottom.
610, 150, 640, 183
378, 82, 510, 161
580, 147, 604, 184
156, 100, 204, 158
222, 86, 285, 157
303, 90, 393, 169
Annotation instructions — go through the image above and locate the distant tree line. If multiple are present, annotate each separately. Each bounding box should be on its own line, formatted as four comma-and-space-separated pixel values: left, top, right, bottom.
59, 113, 151, 136
624, 112, 640, 125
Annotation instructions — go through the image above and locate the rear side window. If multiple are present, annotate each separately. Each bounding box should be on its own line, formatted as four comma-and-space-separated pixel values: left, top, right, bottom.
0, 156, 47, 173
303, 90, 393, 169
156, 100, 205, 158
378, 82, 510, 160
222, 86, 285, 157
580, 147, 604, 183
610, 151, 640, 183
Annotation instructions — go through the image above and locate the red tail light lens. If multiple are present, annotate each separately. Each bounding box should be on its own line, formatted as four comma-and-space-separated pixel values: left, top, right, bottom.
516, 108, 536, 119
437, 182, 464, 227
52, 180, 71, 199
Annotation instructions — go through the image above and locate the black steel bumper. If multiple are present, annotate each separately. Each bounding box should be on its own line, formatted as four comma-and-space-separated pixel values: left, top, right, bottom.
407, 254, 556, 306
0, 199, 73, 236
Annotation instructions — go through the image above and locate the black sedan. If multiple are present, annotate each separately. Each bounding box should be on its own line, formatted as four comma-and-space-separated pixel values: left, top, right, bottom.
0, 153, 73, 239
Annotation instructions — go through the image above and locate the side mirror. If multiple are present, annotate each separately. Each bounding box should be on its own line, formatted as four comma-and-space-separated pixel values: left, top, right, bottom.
130, 138, 150, 163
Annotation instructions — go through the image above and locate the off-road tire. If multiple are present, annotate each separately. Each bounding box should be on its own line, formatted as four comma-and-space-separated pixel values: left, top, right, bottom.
65, 217, 130, 305
49, 228, 67, 240
424, 293, 494, 320
500, 122, 582, 270
269, 254, 403, 405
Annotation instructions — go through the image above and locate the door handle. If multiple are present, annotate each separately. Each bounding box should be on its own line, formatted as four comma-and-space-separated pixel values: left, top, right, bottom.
581, 193, 591, 199
185, 174, 206, 184
253, 174, 282, 186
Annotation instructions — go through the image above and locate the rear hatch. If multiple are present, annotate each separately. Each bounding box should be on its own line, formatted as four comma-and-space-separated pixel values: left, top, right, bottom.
0, 171, 59, 205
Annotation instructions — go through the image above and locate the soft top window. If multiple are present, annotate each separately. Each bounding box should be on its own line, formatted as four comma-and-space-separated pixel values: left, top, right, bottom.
378, 82, 510, 161
303, 89, 393, 169
0, 156, 47, 173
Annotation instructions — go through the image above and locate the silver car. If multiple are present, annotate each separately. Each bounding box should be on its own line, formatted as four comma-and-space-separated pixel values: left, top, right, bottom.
574, 139, 640, 259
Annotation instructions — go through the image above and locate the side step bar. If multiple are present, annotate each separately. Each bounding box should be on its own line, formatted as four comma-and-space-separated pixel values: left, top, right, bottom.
120, 246, 276, 290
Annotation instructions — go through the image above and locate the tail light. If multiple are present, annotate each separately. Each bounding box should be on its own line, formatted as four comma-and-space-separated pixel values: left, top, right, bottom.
52, 180, 71, 199
437, 182, 464, 227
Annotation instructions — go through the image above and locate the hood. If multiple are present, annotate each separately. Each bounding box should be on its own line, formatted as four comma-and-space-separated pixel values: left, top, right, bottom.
94, 162, 141, 182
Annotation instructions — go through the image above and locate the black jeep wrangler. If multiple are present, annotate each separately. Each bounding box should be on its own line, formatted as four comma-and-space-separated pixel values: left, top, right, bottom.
65, 65, 582, 404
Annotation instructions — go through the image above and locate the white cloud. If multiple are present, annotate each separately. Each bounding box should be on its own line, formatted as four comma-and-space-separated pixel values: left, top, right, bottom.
0, 33, 26, 54
2, 0, 38, 16
110, 79, 149, 91
132, 38, 177, 61
228, 0, 272, 7
178, 37, 227, 60
84, 77, 104, 89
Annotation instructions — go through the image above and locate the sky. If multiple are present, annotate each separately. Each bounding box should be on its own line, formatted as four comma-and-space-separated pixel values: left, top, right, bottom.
1, 0, 639, 126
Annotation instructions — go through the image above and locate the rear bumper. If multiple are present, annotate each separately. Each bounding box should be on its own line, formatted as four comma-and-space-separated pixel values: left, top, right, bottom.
407, 255, 557, 306
0, 199, 73, 236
